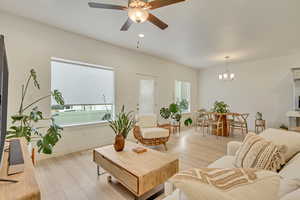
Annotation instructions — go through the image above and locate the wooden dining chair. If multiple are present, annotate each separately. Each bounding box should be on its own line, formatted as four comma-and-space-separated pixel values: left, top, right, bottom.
208, 113, 224, 138
229, 113, 249, 136
196, 112, 211, 136
195, 110, 209, 136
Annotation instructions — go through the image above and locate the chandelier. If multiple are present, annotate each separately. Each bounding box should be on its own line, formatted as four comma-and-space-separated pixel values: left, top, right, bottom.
218, 56, 235, 81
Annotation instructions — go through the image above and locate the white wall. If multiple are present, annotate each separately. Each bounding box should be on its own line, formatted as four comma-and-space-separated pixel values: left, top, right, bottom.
199, 53, 300, 130
0, 12, 198, 158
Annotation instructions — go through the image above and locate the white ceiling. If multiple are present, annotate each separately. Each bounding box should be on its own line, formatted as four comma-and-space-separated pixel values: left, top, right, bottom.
1, 0, 300, 68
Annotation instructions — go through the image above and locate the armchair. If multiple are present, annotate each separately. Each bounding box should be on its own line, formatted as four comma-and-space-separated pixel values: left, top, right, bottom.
133, 114, 171, 150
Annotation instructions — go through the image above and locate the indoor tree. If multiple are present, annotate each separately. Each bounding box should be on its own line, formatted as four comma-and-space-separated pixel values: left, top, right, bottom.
6, 69, 64, 154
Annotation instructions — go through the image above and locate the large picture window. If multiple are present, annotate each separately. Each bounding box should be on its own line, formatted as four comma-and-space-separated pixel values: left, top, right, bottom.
175, 80, 191, 113
51, 58, 115, 126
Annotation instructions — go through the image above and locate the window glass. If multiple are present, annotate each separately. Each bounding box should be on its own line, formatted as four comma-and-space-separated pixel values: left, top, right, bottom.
175, 80, 191, 113
51, 59, 114, 126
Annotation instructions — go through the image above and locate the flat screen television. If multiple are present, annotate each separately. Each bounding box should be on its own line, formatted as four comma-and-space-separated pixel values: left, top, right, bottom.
0, 35, 9, 168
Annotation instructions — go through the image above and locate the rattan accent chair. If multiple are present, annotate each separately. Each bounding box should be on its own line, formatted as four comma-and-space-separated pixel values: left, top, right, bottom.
133, 114, 171, 150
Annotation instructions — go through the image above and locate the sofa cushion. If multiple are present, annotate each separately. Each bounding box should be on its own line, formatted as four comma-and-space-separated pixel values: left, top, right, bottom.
234, 133, 286, 171
280, 153, 300, 179
208, 156, 235, 168
169, 168, 280, 200
281, 188, 300, 200
279, 178, 300, 198
227, 141, 242, 156
260, 128, 300, 162
137, 114, 157, 128
141, 127, 169, 139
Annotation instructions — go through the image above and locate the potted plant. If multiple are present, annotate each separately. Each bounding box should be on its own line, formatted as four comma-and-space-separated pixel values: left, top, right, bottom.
211, 101, 230, 136
184, 118, 193, 127
108, 105, 136, 152
160, 103, 182, 125
6, 69, 64, 155
212, 101, 230, 113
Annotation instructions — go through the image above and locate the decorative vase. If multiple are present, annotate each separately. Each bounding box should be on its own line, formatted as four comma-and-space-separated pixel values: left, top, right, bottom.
256, 112, 263, 120
114, 134, 125, 152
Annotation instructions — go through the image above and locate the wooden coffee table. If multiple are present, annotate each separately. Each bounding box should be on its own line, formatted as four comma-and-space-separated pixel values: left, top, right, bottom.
93, 141, 179, 200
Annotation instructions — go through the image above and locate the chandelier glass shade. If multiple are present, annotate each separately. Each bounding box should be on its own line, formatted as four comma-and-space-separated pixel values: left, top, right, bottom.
128, 8, 149, 23
218, 71, 235, 81
218, 56, 235, 81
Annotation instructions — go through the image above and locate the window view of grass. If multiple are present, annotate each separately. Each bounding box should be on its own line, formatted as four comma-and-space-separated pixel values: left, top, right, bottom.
52, 105, 113, 126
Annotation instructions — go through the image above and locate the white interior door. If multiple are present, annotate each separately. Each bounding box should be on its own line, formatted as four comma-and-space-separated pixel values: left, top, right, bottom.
137, 75, 157, 115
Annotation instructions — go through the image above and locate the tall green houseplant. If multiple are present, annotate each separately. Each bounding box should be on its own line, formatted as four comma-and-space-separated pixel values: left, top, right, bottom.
7, 69, 64, 154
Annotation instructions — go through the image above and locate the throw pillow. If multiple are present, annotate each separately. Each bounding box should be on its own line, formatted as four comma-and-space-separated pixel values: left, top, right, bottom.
260, 128, 300, 162
234, 132, 286, 171
169, 168, 280, 200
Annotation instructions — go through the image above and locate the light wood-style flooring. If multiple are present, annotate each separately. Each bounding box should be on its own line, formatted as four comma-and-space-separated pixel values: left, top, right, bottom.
35, 129, 243, 200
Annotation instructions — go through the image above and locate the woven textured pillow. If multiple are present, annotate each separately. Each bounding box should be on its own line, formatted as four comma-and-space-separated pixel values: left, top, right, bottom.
260, 128, 300, 162
169, 168, 280, 200
234, 133, 286, 171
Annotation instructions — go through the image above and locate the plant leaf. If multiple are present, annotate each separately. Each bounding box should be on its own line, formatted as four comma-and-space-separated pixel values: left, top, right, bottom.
30, 69, 40, 89
29, 107, 43, 122
11, 114, 25, 123
160, 107, 171, 120
169, 103, 179, 114
52, 90, 65, 105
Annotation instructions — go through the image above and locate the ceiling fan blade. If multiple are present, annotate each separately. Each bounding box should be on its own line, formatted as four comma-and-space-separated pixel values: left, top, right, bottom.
149, 0, 185, 10
88, 2, 127, 10
120, 18, 133, 31
148, 13, 168, 30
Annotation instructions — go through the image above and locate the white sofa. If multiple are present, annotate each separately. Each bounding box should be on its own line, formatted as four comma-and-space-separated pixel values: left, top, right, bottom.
163, 128, 300, 200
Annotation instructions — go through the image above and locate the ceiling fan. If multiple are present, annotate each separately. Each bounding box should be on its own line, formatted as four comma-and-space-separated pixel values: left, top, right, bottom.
88, 0, 186, 31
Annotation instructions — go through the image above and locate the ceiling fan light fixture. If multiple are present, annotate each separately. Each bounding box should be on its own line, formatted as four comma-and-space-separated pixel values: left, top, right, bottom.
88, 0, 186, 31
128, 8, 149, 23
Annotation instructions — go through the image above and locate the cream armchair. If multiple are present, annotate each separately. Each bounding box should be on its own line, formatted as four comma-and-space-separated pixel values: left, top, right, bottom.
133, 114, 171, 150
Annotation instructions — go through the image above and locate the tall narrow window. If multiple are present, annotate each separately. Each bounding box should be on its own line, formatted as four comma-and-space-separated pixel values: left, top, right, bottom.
51, 58, 115, 126
175, 80, 191, 113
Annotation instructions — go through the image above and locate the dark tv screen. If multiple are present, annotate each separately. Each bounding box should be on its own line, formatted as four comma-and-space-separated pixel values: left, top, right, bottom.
0, 35, 9, 167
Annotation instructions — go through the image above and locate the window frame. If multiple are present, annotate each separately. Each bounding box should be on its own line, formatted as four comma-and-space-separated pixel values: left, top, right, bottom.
51, 57, 116, 127
174, 80, 191, 113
